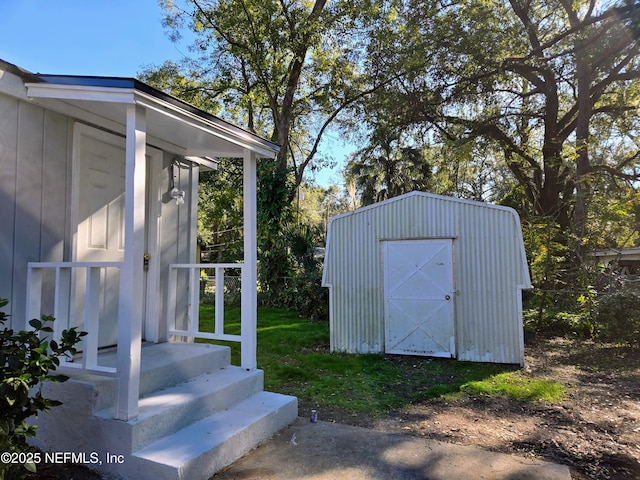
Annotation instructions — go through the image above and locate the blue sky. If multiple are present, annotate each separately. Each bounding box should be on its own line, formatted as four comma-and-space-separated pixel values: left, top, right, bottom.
0, 0, 349, 186
0, 0, 188, 77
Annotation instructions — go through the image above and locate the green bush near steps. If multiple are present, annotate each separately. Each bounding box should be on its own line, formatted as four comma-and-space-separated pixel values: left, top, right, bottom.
0, 298, 86, 479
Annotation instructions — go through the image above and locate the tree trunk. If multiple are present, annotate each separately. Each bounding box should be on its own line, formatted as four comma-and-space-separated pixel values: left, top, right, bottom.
573, 52, 592, 262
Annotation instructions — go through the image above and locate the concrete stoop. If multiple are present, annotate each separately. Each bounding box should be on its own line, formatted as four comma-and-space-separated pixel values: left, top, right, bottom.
32, 343, 298, 480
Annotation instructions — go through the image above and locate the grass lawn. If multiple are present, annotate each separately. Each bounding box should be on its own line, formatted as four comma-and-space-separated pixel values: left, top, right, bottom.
198, 306, 565, 416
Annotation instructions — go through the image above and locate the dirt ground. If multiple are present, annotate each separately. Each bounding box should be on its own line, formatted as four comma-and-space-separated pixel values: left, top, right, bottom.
300, 338, 640, 480
27, 337, 640, 479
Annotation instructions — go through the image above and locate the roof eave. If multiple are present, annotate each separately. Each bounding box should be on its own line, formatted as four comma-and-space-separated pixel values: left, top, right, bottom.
24, 78, 280, 158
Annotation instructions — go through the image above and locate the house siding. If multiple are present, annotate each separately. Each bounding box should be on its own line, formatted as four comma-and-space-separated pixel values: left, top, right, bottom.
0, 66, 195, 333
0, 86, 72, 329
0, 92, 19, 317
322, 192, 531, 365
158, 151, 197, 338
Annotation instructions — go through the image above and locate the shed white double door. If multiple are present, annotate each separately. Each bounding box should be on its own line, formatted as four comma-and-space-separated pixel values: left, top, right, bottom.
383, 239, 455, 357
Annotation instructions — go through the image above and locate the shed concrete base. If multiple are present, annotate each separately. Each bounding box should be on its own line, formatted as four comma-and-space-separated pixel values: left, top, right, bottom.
31, 343, 298, 480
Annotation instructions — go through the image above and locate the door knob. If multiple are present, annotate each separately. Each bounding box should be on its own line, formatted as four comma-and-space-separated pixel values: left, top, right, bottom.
445, 295, 451, 301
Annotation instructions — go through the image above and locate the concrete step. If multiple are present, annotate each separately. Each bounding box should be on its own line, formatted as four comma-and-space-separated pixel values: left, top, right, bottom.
130, 391, 298, 480
59, 342, 232, 413
33, 342, 298, 480
98, 342, 232, 398
94, 366, 265, 452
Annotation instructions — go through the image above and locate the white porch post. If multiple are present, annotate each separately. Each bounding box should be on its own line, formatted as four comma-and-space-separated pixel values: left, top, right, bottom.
241, 149, 257, 370
115, 104, 146, 420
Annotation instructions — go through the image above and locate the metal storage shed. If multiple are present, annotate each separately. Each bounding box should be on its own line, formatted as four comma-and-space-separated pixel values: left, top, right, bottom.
322, 191, 532, 366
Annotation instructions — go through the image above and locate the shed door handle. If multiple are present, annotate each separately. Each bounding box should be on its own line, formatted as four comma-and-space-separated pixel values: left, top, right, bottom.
445, 295, 451, 301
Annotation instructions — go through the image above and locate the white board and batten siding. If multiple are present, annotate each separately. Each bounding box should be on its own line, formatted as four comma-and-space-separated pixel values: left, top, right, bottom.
322, 191, 532, 365
0, 64, 196, 333
0, 74, 73, 329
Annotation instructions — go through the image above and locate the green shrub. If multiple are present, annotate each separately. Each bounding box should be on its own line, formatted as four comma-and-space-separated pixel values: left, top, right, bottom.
0, 298, 86, 478
260, 271, 328, 321
524, 306, 596, 339
593, 288, 640, 347
286, 271, 328, 321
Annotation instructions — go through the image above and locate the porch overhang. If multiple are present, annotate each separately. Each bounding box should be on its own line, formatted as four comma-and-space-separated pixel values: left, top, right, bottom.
22, 72, 271, 421
24, 76, 279, 162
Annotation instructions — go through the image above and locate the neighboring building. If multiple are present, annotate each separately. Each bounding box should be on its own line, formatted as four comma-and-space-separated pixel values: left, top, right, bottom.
322, 191, 532, 366
0, 59, 296, 480
587, 247, 640, 276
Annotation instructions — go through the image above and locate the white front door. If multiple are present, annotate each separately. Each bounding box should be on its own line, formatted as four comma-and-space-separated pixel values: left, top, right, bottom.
73, 125, 160, 348
75, 127, 126, 348
383, 239, 455, 357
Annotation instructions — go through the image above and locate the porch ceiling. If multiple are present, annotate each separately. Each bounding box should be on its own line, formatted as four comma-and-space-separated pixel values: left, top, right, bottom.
24, 76, 279, 161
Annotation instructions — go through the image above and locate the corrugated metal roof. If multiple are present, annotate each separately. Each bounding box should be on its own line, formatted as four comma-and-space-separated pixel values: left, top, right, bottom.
322, 191, 531, 365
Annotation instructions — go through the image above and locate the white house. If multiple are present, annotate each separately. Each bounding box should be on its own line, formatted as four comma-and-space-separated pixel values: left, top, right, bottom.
587, 247, 640, 276
322, 192, 532, 366
0, 59, 297, 480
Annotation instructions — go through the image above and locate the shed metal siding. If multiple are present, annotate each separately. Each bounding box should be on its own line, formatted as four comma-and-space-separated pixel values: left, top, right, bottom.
322, 192, 531, 365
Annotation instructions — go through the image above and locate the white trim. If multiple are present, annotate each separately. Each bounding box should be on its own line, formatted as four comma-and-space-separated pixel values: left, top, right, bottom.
144, 146, 163, 343
516, 285, 526, 367
0, 66, 29, 99
29, 261, 124, 268
171, 263, 244, 268
188, 163, 199, 263
32, 96, 192, 155
241, 149, 257, 371
115, 104, 146, 421
133, 91, 278, 157
184, 156, 219, 170
26, 83, 136, 104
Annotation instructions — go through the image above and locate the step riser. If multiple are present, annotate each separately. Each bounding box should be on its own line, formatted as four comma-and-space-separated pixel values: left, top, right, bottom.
56, 344, 232, 413
178, 399, 298, 480
119, 370, 265, 452
137, 344, 231, 397
129, 393, 298, 480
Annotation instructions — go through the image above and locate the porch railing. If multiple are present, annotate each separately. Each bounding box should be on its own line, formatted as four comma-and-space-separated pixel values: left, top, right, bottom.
166, 262, 244, 345
26, 261, 256, 379
26, 262, 122, 376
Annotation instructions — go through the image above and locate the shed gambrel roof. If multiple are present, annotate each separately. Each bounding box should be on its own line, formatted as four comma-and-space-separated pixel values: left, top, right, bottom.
323, 191, 531, 289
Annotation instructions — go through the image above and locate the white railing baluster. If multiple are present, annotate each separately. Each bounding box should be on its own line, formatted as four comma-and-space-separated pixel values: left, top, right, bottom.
53, 267, 71, 346
26, 262, 119, 377
215, 267, 224, 336
165, 265, 178, 340
83, 266, 101, 370
189, 267, 200, 336
166, 263, 246, 363
26, 266, 43, 329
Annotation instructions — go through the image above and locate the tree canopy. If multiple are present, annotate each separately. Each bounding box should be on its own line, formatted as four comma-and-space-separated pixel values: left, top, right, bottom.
351, 0, 640, 256
152, 0, 380, 184
144, 0, 640, 302
145, 0, 384, 290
